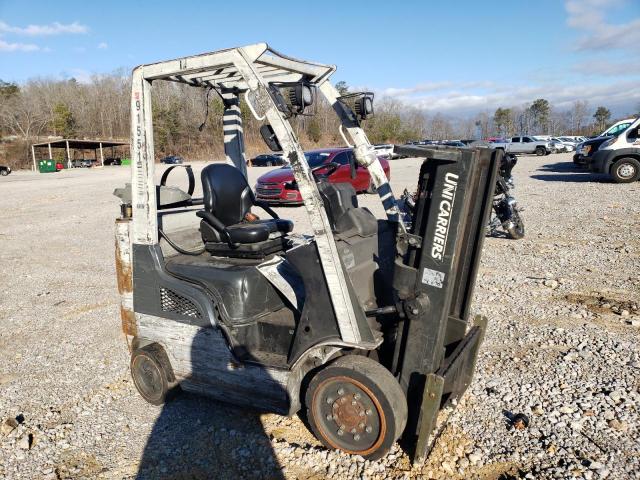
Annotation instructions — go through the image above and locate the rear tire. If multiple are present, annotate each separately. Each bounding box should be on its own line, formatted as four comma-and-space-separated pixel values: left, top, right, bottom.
535, 147, 545, 156
610, 157, 640, 183
266, 161, 273, 167
0, 169, 8, 176
305, 355, 407, 461
130, 345, 177, 406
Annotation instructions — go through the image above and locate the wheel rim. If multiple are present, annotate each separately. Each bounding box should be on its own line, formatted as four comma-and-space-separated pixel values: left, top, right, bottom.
312, 376, 386, 455
132, 355, 164, 401
617, 163, 636, 179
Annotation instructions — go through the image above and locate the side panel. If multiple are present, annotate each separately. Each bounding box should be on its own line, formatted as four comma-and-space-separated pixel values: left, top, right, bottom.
115, 218, 136, 348
136, 314, 293, 414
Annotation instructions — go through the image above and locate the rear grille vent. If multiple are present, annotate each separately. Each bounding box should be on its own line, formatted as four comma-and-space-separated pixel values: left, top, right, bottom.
160, 288, 202, 319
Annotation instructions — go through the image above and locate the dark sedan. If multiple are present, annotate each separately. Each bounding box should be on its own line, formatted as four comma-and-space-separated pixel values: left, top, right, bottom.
250, 154, 285, 167
160, 155, 184, 164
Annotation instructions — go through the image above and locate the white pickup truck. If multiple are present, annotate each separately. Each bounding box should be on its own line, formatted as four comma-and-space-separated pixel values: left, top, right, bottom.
491, 136, 552, 156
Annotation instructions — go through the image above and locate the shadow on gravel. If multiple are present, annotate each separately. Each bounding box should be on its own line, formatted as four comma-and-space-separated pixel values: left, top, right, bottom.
135, 329, 286, 480
532, 162, 610, 183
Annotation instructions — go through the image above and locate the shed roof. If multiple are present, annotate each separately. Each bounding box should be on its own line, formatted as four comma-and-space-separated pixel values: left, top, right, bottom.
32, 139, 128, 149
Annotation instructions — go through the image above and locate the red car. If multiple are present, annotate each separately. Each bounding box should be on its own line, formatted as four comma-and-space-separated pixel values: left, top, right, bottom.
255, 148, 390, 204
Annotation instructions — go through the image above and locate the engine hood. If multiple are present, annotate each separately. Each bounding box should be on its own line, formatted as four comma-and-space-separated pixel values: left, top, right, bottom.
256, 166, 294, 184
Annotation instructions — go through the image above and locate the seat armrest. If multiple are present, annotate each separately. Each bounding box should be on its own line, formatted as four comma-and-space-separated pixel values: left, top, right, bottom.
196, 211, 233, 245
254, 200, 279, 219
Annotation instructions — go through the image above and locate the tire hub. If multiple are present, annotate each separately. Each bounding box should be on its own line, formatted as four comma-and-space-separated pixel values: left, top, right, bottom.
133, 356, 163, 400
618, 163, 636, 178
314, 378, 383, 454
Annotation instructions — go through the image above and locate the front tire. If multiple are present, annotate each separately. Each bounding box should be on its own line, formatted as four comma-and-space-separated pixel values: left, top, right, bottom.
0, 169, 8, 176
535, 146, 545, 156
610, 157, 640, 183
305, 355, 407, 461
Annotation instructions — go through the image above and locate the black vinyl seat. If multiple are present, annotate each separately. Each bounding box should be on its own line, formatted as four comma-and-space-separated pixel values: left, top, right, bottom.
198, 163, 293, 257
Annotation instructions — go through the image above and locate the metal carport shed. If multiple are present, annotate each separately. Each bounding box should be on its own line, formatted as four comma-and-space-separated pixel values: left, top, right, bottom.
30, 139, 128, 171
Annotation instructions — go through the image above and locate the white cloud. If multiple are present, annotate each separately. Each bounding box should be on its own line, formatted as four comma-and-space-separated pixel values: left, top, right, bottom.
0, 20, 88, 36
97, 42, 108, 50
565, 0, 640, 51
573, 59, 640, 76
377, 79, 640, 116
0, 39, 39, 52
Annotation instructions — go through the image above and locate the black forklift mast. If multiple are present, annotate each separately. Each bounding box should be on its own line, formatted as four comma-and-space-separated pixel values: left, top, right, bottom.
390, 145, 500, 462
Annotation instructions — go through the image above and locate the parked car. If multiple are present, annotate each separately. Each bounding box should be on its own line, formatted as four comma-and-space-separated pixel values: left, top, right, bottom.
547, 137, 567, 153
0, 165, 11, 176
573, 118, 636, 166
442, 140, 467, 148
72, 159, 94, 168
589, 118, 640, 183
250, 154, 285, 167
492, 136, 552, 156
104, 157, 122, 166
160, 155, 184, 164
255, 148, 390, 204
373, 144, 395, 159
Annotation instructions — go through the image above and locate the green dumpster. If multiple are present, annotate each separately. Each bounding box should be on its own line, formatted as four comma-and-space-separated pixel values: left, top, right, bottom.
120, 158, 131, 166
38, 159, 59, 173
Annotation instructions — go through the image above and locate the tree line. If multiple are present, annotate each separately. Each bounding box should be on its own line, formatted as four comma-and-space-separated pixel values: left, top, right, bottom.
0, 74, 635, 169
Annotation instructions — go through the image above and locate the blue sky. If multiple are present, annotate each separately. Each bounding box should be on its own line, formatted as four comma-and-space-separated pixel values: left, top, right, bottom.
1, 0, 638, 117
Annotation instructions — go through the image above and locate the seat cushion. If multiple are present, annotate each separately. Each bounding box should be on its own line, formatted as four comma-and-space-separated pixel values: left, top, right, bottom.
255, 219, 294, 235
226, 222, 270, 243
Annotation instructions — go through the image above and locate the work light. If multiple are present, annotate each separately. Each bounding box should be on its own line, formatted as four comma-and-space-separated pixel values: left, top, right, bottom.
338, 92, 375, 121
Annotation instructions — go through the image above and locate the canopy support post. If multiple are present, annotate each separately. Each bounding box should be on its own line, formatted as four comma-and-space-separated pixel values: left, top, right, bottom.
48, 143, 52, 160
31, 144, 36, 172
222, 91, 247, 179
66, 140, 71, 169
99, 142, 104, 167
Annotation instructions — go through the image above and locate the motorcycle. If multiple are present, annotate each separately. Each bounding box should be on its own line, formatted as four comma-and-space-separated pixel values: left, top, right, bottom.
487, 153, 524, 239
399, 152, 524, 240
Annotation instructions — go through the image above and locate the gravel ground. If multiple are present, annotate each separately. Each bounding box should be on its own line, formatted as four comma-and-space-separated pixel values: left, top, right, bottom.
0, 152, 638, 479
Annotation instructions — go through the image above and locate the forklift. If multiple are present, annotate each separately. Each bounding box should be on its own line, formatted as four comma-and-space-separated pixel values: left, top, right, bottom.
114, 44, 499, 462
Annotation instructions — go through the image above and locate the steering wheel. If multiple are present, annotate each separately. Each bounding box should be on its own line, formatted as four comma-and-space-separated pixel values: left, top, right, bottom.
311, 161, 339, 181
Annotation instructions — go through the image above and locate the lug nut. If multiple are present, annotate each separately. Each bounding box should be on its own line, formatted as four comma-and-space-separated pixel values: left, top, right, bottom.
337, 387, 345, 395
354, 434, 361, 441
326, 397, 333, 404
366, 426, 372, 433
359, 422, 365, 428
366, 409, 373, 416
337, 429, 344, 436
326, 414, 333, 421
354, 393, 361, 400
351, 400, 357, 406
350, 428, 357, 434
359, 411, 365, 417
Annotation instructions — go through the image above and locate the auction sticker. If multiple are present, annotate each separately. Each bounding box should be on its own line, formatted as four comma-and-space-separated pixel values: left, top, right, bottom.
422, 268, 445, 288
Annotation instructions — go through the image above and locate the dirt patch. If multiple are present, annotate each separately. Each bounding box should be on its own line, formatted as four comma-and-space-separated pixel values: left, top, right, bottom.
565, 292, 639, 316
55, 451, 104, 479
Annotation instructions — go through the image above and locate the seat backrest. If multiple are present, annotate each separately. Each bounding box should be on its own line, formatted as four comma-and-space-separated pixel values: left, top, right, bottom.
318, 182, 377, 237
201, 163, 254, 226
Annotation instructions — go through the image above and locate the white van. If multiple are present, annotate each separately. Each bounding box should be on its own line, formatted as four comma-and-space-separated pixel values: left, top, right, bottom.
589, 118, 640, 182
